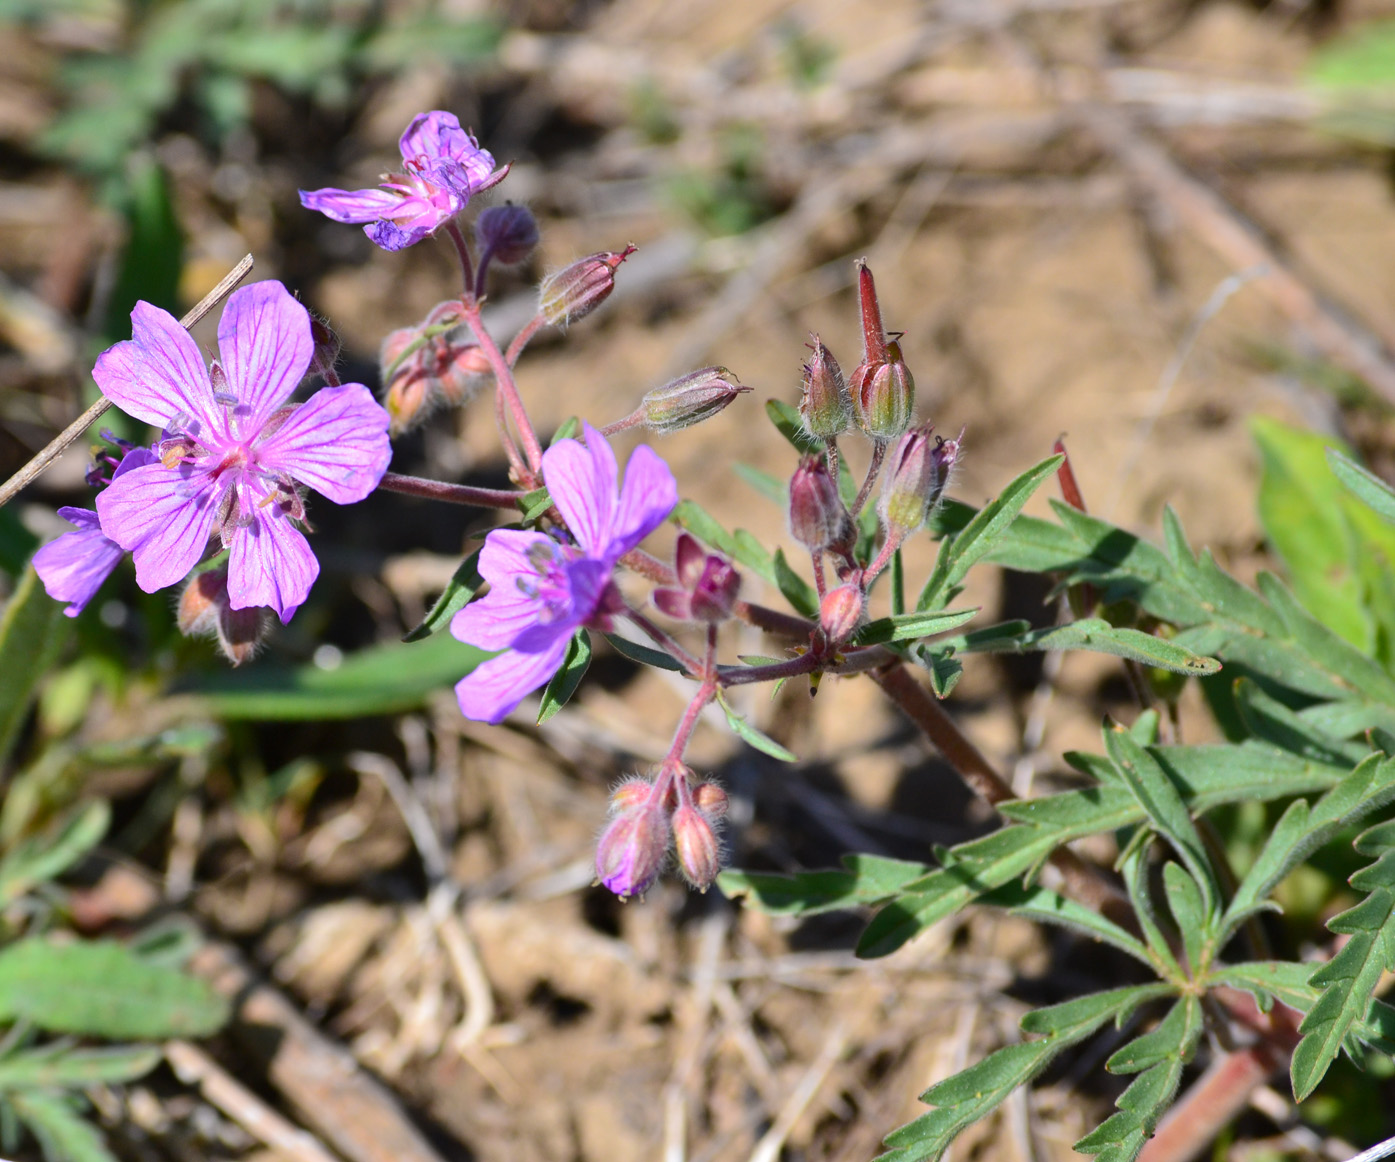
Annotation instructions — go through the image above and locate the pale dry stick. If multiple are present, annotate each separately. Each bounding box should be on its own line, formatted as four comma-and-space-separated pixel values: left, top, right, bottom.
1075, 100, 1395, 408
0, 253, 253, 510
164, 1040, 340, 1162
745, 1022, 848, 1162
189, 941, 452, 1162
1248, 1086, 1356, 1162
663, 906, 729, 1162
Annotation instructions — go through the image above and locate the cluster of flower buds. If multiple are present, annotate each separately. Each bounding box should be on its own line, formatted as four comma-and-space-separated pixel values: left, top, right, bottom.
178, 567, 270, 667
789, 454, 855, 556
539, 245, 636, 328
654, 533, 740, 622
380, 301, 495, 434
595, 761, 728, 897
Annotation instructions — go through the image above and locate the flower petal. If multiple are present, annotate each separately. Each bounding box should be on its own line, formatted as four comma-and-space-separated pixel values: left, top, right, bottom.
454, 635, 570, 725
299, 186, 402, 224
256, 383, 391, 504
365, 218, 430, 251
96, 462, 219, 593
542, 424, 618, 554
398, 110, 470, 165
450, 530, 554, 650
608, 442, 678, 559
217, 281, 314, 429
93, 302, 219, 436
33, 509, 124, 617
227, 508, 318, 624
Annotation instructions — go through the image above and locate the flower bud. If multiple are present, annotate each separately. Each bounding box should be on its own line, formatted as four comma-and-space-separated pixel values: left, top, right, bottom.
799, 335, 852, 440
178, 568, 269, 667
608, 775, 656, 815
692, 781, 728, 820
641, 366, 751, 434
789, 455, 854, 552
475, 203, 540, 265
653, 533, 740, 623
437, 342, 495, 406
851, 340, 915, 440
819, 582, 864, 645
539, 245, 636, 327
671, 804, 722, 891
879, 423, 944, 534
309, 316, 342, 380
380, 325, 494, 435
596, 802, 670, 900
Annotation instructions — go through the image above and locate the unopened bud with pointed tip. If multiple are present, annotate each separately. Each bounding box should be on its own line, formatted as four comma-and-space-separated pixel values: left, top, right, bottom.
799, 335, 852, 440
641, 367, 751, 434
789, 455, 854, 553
475, 203, 540, 266
178, 568, 269, 667
819, 582, 865, 645
672, 804, 722, 891
539, 245, 636, 327
879, 422, 947, 534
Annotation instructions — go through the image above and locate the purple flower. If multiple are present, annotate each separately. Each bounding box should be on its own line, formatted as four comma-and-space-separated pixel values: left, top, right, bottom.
33, 448, 156, 616
93, 281, 392, 624
451, 423, 677, 724
299, 111, 508, 251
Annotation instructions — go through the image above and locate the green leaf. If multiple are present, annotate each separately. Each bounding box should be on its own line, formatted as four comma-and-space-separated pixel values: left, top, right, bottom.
1232, 678, 1369, 768
180, 629, 490, 719
764, 398, 819, 452
0, 939, 228, 1039
772, 548, 819, 617
917, 454, 1062, 611
1120, 841, 1183, 977
0, 800, 110, 908
1105, 994, 1202, 1074
0, 567, 71, 767
1309, 19, 1395, 89
10, 1091, 115, 1162
402, 546, 484, 642
537, 630, 591, 724
1075, 1059, 1187, 1162
921, 652, 963, 699
0, 1045, 160, 1090
1161, 862, 1208, 973
853, 607, 979, 647
1329, 448, 1395, 524
550, 416, 581, 444
1103, 725, 1217, 912
1291, 817, 1395, 1099
940, 617, 1220, 677
719, 854, 931, 915
733, 462, 787, 506
715, 692, 796, 761
879, 986, 1166, 1162
603, 632, 687, 672
979, 881, 1156, 967
671, 500, 777, 584
0, 506, 38, 579
518, 486, 553, 523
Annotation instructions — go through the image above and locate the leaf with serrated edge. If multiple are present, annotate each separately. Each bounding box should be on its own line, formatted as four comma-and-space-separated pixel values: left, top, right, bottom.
718, 854, 930, 916
853, 607, 979, 647
980, 882, 1156, 968
1075, 1059, 1186, 1162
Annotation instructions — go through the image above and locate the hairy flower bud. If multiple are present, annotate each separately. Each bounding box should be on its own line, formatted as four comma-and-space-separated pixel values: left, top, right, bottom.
380, 324, 494, 434
596, 802, 670, 900
609, 775, 656, 815
641, 366, 751, 434
178, 568, 269, 667
309, 316, 342, 380
879, 423, 948, 534
799, 335, 852, 440
819, 582, 864, 645
539, 245, 636, 327
692, 781, 728, 820
654, 533, 740, 623
475, 203, 540, 265
671, 804, 722, 891
789, 455, 854, 553
851, 340, 915, 441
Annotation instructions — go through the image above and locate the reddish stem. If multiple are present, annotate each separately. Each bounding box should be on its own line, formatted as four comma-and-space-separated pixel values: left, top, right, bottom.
505, 314, 548, 367
624, 608, 703, 676
444, 221, 476, 300
851, 440, 886, 517
461, 298, 544, 476
378, 472, 523, 509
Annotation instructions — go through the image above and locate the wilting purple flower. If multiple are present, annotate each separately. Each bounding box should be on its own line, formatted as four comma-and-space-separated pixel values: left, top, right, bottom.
94, 281, 392, 624
452, 423, 677, 724
299, 111, 508, 251
34, 448, 155, 616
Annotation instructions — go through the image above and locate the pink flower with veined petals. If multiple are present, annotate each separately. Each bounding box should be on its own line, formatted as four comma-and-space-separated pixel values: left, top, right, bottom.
299, 111, 508, 251
93, 281, 392, 623
451, 423, 677, 724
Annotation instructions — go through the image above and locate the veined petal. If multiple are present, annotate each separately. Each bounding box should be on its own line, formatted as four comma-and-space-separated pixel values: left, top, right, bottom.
256, 383, 391, 504
227, 507, 318, 624
542, 424, 618, 554
299, 186, 401, 224
450, 530, 556, 651
454, 636, 569, 725
94, 302, 219, 436
608, 443, 678, 559
96, 462, 219, 593
475, 528, 553, 588
217, 282, 315, 429
399, 111, 473, 166
33, 509, 124, 617
365, 218, 432, 251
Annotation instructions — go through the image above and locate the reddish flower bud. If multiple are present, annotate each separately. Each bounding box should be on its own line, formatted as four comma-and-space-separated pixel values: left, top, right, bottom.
178, 568, 269, 667
437, 342, 495, 406
671, 804, 722, 891
799, 334, 852, 440
475, 203, 540, 265
653, 534, 741, 623
819, 582, 864, 645
879, 422, 947, 534
309, 316, 342, 380
851, 339, 915, 441
789, 455, 854, 552
692, 781, 728, 820
380, 324, 494, 435
539, 245, 636, 327
642, 366, 751, 434
596, 802, 670, 900
608, 775, 656, 815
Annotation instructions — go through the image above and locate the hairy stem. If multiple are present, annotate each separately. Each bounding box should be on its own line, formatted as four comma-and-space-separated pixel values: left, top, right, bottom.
378, 473, 523, 509
444, 221, 476, 300
461, 298, 543, 476
850, 440, 886, 518
505, 315, 548, 367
